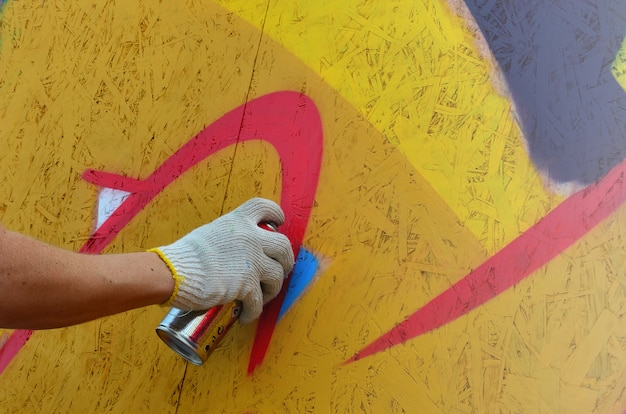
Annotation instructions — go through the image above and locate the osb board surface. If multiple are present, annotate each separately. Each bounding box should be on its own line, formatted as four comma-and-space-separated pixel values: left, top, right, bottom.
0, 0, 625, 413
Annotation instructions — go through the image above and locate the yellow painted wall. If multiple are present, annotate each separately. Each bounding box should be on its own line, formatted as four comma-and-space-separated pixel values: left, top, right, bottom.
0, 0, 625, 413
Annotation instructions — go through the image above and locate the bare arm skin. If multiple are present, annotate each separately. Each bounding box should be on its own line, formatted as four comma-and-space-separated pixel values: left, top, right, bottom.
0, 222, 174, 330
0, 198, 292, 329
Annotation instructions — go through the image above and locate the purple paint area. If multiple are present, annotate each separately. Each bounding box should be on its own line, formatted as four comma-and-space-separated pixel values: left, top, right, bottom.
464, 0, 626, 185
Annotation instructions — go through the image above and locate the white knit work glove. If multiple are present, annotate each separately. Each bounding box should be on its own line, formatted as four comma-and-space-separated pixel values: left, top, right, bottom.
150, 198, 295, 324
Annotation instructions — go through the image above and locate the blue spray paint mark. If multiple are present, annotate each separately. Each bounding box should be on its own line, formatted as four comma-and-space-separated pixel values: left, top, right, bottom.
278, 247, 319, 320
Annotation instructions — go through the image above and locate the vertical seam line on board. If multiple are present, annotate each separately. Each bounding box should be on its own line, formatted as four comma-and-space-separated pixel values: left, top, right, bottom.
172, 2, 271, 406
174, 363, 188, 414
219, 0, 272, 215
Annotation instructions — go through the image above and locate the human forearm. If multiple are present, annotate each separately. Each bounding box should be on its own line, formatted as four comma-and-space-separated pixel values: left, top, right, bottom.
0, 225, 174, 329
0, 198, 294, 330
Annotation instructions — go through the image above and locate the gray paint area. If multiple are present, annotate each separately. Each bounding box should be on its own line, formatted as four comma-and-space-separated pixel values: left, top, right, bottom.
464, 0, 626, 186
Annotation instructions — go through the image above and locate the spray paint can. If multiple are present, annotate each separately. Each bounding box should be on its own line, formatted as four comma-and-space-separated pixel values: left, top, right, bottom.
156, 222, 278, 365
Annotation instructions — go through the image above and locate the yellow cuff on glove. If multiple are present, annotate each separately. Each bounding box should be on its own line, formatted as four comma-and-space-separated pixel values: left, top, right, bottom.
148, 247, 185, 307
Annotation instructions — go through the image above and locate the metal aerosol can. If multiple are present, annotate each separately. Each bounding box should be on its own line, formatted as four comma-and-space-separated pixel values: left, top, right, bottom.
156, 222, 278, 365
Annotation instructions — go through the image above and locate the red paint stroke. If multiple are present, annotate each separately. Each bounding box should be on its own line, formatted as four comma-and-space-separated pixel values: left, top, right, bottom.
348, 157, 626, 363
0, 90, 323, 376
0, 330, 32, 375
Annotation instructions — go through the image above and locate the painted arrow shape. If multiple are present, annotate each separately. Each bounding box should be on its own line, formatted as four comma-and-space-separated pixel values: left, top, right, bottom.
0, 90, 323, 376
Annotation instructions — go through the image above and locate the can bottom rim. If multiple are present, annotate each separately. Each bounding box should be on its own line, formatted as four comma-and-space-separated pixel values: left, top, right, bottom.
156, 326, 204, 366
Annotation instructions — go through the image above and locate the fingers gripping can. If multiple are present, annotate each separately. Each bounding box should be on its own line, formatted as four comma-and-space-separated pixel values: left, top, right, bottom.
156, 222, 278, 365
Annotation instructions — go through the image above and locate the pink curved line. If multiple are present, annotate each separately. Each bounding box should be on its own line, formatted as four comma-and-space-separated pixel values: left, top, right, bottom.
82, 170, 150, 193
0, 90, 323, 376
347, 157, 626, 363
0, 331, 32, 375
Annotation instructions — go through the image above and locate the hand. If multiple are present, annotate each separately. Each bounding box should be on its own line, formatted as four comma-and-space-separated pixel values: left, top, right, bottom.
150, 198, 295, 323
